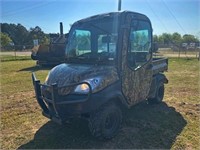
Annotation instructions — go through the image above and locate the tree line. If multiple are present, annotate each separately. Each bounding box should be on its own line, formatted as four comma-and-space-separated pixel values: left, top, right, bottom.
1, 23, 49, 50
0, 23, 199, 50
153, 32, 199, 46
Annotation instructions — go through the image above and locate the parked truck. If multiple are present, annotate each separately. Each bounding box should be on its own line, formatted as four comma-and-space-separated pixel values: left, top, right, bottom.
31, 22, 68, 66
32, 11, 168, 139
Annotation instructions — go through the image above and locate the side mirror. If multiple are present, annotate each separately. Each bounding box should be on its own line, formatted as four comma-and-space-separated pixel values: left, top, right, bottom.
152, 42, 158, 53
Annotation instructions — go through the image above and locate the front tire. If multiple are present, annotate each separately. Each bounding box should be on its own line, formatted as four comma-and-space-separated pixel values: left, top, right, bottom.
88, 102, 122, 140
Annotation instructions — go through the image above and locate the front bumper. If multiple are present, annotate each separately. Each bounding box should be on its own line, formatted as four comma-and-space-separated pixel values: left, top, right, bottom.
32, 73, 92, 124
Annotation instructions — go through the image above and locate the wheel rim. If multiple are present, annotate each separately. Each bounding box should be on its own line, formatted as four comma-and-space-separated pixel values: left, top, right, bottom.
105, 113, 116, 129
104, 111, 119, 134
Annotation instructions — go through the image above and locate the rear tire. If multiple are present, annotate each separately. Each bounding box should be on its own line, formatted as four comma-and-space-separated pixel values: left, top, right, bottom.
148, 82, 164, 104
88, 102, 122, 140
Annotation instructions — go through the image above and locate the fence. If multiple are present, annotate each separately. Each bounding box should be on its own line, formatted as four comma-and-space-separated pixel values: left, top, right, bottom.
1, 43, 200, 61
155, 48, 200, 59
1, 44, 35, 51
155, 42, 200, 59
0, 45, 34, 61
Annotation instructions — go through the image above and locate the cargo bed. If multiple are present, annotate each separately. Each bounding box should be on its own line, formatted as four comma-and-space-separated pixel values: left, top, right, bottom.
152, 58, 168, 75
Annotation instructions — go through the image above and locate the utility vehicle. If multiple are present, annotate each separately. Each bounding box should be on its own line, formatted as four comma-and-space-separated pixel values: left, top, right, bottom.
32, 11, 168, 139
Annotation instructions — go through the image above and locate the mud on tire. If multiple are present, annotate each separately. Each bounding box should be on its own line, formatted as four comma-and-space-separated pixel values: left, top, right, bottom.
88, 102, 122, 140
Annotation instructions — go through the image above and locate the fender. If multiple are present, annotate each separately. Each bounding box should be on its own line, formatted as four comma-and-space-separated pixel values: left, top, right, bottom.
148, 73, 168, 99
90, 81, 129, 112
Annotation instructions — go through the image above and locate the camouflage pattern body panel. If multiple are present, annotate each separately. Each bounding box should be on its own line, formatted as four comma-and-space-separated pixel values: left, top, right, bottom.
121, 14, 152, 106
44, 63, 119, 95
133, 65, 152, 102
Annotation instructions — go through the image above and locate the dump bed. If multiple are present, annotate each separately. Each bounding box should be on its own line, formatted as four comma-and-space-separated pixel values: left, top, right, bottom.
152, 58, 168, 75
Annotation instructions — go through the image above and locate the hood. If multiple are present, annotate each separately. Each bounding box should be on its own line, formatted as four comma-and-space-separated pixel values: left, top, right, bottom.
45, 63, 119, 94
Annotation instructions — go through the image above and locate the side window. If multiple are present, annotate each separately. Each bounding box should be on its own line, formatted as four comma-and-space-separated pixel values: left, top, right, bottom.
128, 20, 152, 70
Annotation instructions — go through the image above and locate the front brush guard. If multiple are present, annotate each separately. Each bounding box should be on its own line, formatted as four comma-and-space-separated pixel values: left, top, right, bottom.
32, 72, 92, 124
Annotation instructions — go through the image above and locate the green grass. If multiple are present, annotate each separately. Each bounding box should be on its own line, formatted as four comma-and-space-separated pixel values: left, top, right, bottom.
0, 57, 199, 149
164, 58, 200, 149
0, 55, 31, 62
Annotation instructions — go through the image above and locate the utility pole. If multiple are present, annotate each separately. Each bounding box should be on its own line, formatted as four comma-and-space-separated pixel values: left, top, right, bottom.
118, 0, 121, 11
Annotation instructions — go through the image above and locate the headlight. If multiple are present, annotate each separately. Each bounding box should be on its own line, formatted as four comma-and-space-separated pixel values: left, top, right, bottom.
74, 77, 101, 94
74, 83, 90, 94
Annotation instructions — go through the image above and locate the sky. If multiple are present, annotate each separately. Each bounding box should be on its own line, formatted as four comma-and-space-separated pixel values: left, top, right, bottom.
1, 0, 200, 37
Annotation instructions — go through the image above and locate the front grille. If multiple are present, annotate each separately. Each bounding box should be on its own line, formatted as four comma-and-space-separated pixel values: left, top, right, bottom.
41, 88, 52, 100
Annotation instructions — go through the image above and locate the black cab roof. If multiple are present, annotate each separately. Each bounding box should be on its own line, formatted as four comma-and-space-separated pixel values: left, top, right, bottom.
73, 11, 150, 26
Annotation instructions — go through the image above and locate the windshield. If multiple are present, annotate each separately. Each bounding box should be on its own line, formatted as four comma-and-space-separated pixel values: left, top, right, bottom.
66, 16, 119, 65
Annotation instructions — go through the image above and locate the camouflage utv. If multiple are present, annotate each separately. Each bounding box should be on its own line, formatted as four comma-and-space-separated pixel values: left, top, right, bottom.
32, 11, 168, 139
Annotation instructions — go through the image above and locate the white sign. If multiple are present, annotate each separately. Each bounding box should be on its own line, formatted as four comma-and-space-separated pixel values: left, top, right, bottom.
33, 39, 39, 46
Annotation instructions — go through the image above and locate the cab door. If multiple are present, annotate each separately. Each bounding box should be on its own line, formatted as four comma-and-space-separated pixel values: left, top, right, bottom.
121, 17, 153, 105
